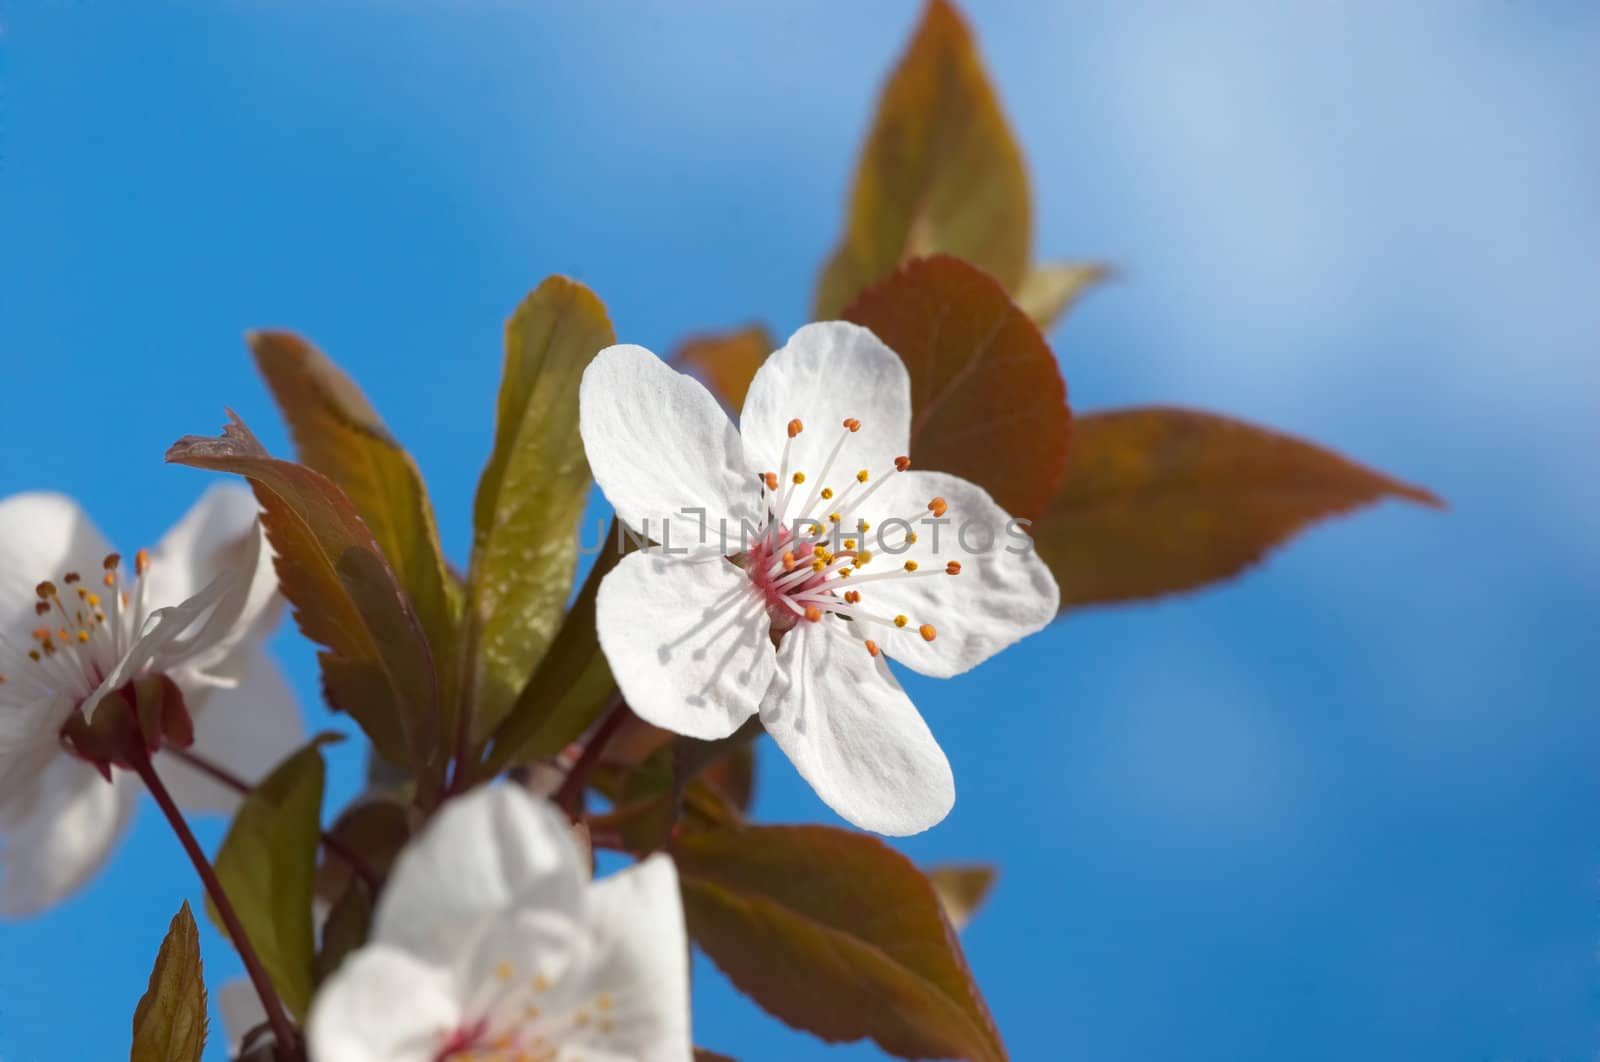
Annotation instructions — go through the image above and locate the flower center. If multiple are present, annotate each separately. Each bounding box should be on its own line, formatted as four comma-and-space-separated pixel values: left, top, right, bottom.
733, 416, 959, 656
434, 960, 618, 1062
0, 550, 151, 707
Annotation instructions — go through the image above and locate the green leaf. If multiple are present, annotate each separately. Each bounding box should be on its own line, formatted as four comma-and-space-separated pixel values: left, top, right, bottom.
483, 518, 632, 774
815, 0, 1030, 319
670, 325, 775, 412
846, 254, 1070, 521
315, 877, 374, 986
131, 901, 207, 1062
167, 415, 438, 777
674, 823, 1006, 1062
926, 864, 997, 932
207, 737, 336, 1019
1014, 262, 1109, 332
1034, 407, 1444, 610
250, 331, 458, 716
466, 277, 616, 741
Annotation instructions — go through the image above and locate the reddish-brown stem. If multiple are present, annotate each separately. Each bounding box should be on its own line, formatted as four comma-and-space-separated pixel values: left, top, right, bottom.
133, 754, 301, 1060
553, 698, 631, 820
165, 745, 383, 892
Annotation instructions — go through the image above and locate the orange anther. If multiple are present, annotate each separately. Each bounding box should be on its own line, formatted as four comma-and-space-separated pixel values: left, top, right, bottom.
927, 496, 948, 518
787, 418, 804, 438
135, 549, 150, 575
919, 624, 937, 642
946, 561, 962, 575
844, 590, 861, 604
842, 418, 861, 432
894, 455, 911, 472
864, 639, 880, 657
763, 472, 779, 491
804, 606, 822, 622
781, 551, 796, 572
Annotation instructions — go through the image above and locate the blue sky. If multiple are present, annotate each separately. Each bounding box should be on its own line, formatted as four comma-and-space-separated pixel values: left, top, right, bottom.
2, 2, 1597, 1058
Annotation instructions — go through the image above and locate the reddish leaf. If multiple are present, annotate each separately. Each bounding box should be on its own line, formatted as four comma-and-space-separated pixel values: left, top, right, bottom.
674, 823, 1005, 1062
250, 331, 457, 714
167, 415, 438, 775
846, 254, 1069, 521
671, 325, 775, 412
1036, 407, 1444, 610
815, 0, 1030, 319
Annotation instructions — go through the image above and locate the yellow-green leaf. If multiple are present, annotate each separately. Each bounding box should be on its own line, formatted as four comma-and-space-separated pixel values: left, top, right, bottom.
675, 823, 1006, 1062
483, 519, 633, 775
846, 254, 1069, 520
130, 901, 207, 1062
926, 864, 997, 932
815, 0, 1030, 319
1036, 407, 1444, 610
207, 738, 335, 1019
167, 416, 438, 777
466, 278, 616, 741
671, 325, 774, 412
1015, 262, 1110, 332
250, 331, 457, 716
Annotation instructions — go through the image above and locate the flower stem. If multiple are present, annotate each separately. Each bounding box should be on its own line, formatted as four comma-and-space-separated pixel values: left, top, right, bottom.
133, 755, 301, 1060
553, 697, 631, 820
165, 745, 383, 891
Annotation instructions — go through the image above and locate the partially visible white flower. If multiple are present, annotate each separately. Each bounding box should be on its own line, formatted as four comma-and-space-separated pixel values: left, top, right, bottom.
309, 786, 690, 1062
578, 323, 1060, 836
0, 485, 300, 916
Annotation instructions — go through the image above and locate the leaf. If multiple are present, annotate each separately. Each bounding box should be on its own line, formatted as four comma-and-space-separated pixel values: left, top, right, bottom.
694, 1051, 739, 1062
131, 901, 207, 1062
207, 737, 336, 1019
466, 277, 616, 741
483, 518, 632, 774
701, 739, 757, 813
1014, 262, 1109, 332
250, 331, 457, 711
314, 798, 412, 905
674, 823, 1005, 1062
315, 877, 374, 986
167, 415, 438, 775
1035, 407, 1445, 610
670, 325, 774, 412
846, 254, 1069, 521
926, 864, 997, 932
815, 0, 1030, 320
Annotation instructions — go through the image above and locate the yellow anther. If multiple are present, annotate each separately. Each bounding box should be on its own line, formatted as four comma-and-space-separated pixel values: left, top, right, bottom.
76, 631, 89, 644
906, 532, 918, 545
495, 960, 514, 981
811, 558, 827, 573
787, 418, 804, 438
856, 469, 869, 483
792, 471, 806, 485
821, 488, 834, 500
903, 560, 918, 572
828, 513, 841, 523
596, 993, 614, 1012
859, 521, 871, 532
855, 550, 873, 565
838, 567, 852, 578
919, 624, 937, 642
894, 614, 908, 628
533, 973, 552, 992
86, 593, 100, 607
843, 539, 856, 550
781, 551, 796, 572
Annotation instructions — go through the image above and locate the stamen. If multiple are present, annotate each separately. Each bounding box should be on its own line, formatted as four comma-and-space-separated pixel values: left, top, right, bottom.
855, 469, 869, 483
903, 560, 918, 572
821, 488, 834, 500
928, 496, 948, 518
35, 581, 56, 600
63, 572, 80, 585
919, 624, 937, 642
763, 472, 779, 491
894, 614, 908, 628
864, 640, 880, 656
844, 590, 861, 604
842, 417, 861, 432
803, 606, 822, 622
894, 455, 911, 471
787, 419, 804, 438
135, 549, 150, 576
792, 472, 805, 485
946, 561, 961, 575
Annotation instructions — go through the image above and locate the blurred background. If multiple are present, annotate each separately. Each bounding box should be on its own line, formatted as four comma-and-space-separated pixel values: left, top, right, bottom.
2, 2, 1596, 1058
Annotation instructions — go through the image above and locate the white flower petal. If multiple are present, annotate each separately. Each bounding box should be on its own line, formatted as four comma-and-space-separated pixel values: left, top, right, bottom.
580, 344, 758, 556
739, 322, 911, 487
374, 786, 587, 964
760, 622, 953, 836
595, 552, 774, 741
0, 753, 138, 917
155, 650, 303, 816
217, 978, 268, 1056
307, 945, 461, 1062
0, 690, 75, 806
0, 492, 115, 632
140, 483, 269, 623
856, 470, 1059, 678
574, 854, 693, 1061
